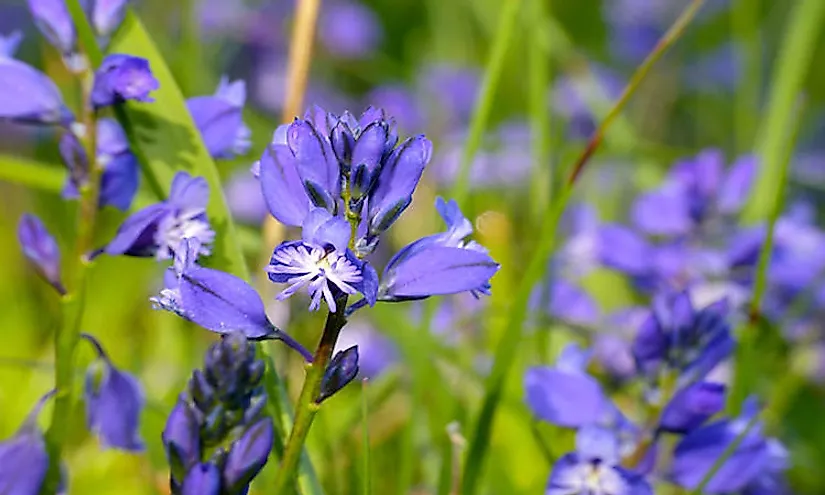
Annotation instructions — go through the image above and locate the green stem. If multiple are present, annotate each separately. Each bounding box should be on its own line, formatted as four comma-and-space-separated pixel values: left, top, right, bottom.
459, 2, 706, 493
272, 297, 349, 493
44, 45, 101, 493
450, 0, 523, 206
731, 0, 761, 153
527, 0, 552, 220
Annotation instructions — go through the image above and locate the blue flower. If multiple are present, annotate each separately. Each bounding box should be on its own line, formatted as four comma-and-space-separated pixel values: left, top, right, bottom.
187, 77, 251, 159
91, 54, 159, 107
659, 381, 726, 434
0, 391, 54, 495
62, 118, 139, 211
27, 0, 76, 56
18, 213, 65, 295
546, 426, 652, 495
318, 345, 359, 402
181, 463, 220, 495
163, 401, 201, 489
632, 291, 734, 382
0, 56, 73, 125
101, 171, 215, 260
221, 419, 274, 491
375, 198, 499, 302
257, 124, 313, 227
267, 208, 378, 312
82, 333, 145, 451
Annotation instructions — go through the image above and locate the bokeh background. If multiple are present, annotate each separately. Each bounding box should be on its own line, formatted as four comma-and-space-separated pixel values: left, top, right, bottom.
2, 0, 825, 493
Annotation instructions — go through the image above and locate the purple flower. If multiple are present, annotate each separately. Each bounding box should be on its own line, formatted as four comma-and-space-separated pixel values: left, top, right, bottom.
27, 0, 75, 55
163, 401, 201, 488
525, 345, 610, 428
90, 0, 130, 40
267, 208, 378, 312
318, 345, 359, 402
632, 291, 734, 382
91, 54, 159, 107
319, 1, 382, 59
0, 57, 73, 125
0, 30, 23, 57
221, 419, 274, 492
181, 463, 220, 495
62, 118, 139, 211
659, 381, 726, 434
0, 391, 54, 495
419, 64, 480, 127
18, 213, 65, 295
366, 85, 424, 132
670, 401, 779, 493
257, 124, 313, 227
533, 279, 600, 327
225, 169, 268, 224
550, 65, 625, 139
597, 224, 653, 277
101, 171, 215, 260
376, 198, 499, 302
187, 77, 251, 159
546, 426, 652, 495
82, 333, 145, 451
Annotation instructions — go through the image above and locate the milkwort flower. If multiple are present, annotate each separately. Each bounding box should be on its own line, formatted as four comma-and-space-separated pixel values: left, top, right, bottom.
187, 77, 251, 159
162, 333, 274, 495
0, 390, 55, 495
98, 171, 215, 260
17, 213, 65, 295
91, 54, 159, 107
26, 0, 76, 62
61, 117, 140, 211
81, 333, 145, 451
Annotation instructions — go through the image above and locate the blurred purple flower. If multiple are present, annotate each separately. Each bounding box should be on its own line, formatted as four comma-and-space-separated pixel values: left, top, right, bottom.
546, 426, 652, 495
187, 77, 251, 159
334, 321, 397, 379
267, 209, 378, 312
419, 64, 480, 127
377, 198, 499, 302
532, 279, 599, 327
319, 1, 382, 59
0, 57, 73, 125
18, 213, 64, 295
101, 171, 215, 260
27, 0, 75, 55
659, 381, 726, 434
225, 169, 268, 224
91, 54, 159, 107
366, 84, 425, 132
90, 0, 130, 41
550, 65, 625, 139
82, 333, 145, 451
0, 390, 54, 495
0, 30, 22, 57
62, 118, 139, 211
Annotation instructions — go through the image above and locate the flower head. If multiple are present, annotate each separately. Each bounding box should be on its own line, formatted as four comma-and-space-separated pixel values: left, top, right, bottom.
0, 391, 54, 495
27, 0, 75, 56
91, 54, 159, 107
82, 333, 145, 451
102, 171, 215, 260
187, 77, 251, 159
268, 209, 378, 312
547, 426, 652, 495
18, 213, 65, 295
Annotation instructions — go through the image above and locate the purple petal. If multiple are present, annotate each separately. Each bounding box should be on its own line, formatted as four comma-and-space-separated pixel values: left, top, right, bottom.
0, 31, 23, 58
287, 119, 340, 209
525, 366, 606, 428
226, 170, 268, 225
0, 427, 48, 495
597, 224, 652, 275
17, 214, 63, 293
717, 155, 756, 214
319, 1, 382, 59
259, 142, 312, 226
27, 0, 75, 54
187, 79, 250, 159
91, 0, 130, 39
179, 266, 275, 339
368, 135, 432, 235
547, 280, 599, 326
631, 186, 692, 236
660, 381, 725, 433
222, 419, 273, 490
182, 463, 221, 495
91, 54, 159, 107
381, 246, 498, 300
168, 171, 209, 212
84, 361, 145, 451
104, 202, 169, 256
351, 121, 389, 173
99, 153, 139, 211
301, 208, 351, 252
576, 426, 620, 464
162, 401, 201, 484
0, 57, 72, 125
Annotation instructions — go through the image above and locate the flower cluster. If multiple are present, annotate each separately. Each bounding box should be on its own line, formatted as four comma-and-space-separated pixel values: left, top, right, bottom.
162, 333, 273, 495
257, 105, 499, 314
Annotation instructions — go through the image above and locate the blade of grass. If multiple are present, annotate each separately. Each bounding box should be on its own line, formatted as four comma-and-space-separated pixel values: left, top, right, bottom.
0, 156, 65, 193
450, 0, 524, 205
731, 0, 761, 153
729, 0, 825, 413
527, 0, 553, 219
361, 379, 372, 495
459, 2, 708, 493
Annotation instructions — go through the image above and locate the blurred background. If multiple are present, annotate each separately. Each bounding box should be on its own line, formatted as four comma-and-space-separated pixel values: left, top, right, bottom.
1, 0, 825, 493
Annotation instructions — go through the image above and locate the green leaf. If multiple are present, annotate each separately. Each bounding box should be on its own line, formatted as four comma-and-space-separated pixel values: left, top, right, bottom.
107, 12, 248, 277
